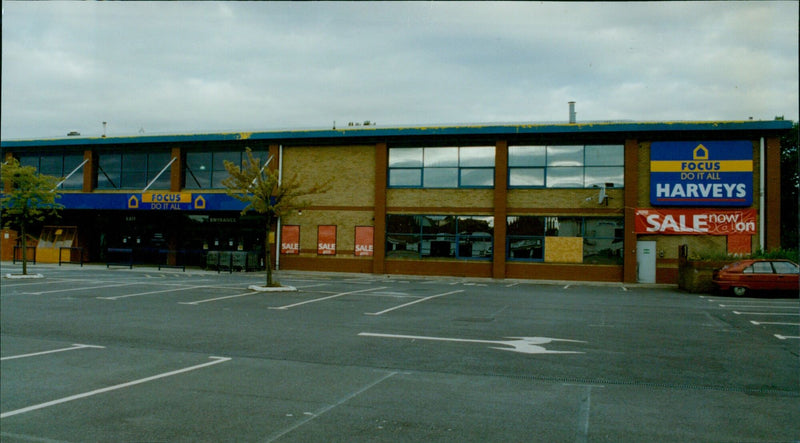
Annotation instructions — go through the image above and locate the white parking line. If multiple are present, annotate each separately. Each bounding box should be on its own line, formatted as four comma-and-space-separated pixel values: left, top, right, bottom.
269, 287, 387, 310
750, 321, 800, 326
774, 335, 800, 340
364, 290, 464, 316
1, 344, 105, 361
720, 305, 798, 309
264, 371, 397, 442
179, 291, 256, 305
22, 282, 141, 295
0, 356, 231, 419
733, 311, 799, 316
98, 285, 212, 300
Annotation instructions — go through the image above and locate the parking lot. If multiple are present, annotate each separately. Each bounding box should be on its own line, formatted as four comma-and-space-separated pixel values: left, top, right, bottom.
1, 263, 798, 442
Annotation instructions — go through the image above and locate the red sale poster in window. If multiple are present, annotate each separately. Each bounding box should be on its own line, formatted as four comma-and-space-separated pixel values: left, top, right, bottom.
318, 225, 337, 255
280, 225, 300, 255
354, 226, 374, 256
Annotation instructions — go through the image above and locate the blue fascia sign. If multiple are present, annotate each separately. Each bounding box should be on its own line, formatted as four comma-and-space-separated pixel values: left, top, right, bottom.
57, 192, 250, 211
650, 141, 753, 206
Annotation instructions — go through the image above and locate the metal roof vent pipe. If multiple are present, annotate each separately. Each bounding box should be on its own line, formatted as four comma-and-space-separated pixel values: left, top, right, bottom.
568, 101, 576, 124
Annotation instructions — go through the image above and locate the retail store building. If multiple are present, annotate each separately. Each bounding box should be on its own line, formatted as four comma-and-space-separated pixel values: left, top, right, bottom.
1, 120, 791, 283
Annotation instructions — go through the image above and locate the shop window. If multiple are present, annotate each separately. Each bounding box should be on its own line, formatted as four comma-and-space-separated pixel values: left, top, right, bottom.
583, 218, 624, 265
509, 144, 623, 188
185, 149, 270, 189
507, 216, 623, 264
507, 216, 545, 260
16, 151, 85, 190
388, 146, 494, 188
386, 214, 493, 259
97, 150, 171, 190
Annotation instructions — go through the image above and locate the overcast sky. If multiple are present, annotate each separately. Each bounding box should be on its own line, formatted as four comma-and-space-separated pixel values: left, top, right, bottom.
2, 1, 797, 140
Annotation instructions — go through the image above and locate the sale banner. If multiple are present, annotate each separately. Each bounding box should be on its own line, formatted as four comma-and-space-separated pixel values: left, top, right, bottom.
318, 225, 337, 255
280, 225, 300, 254
354, 226, 374, 256
634, 209, 756, 235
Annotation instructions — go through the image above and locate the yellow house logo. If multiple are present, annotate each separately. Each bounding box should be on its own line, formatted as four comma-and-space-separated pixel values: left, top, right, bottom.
194, 195, 206, 209
128, 195, 140, 209
692, 144, 709, 160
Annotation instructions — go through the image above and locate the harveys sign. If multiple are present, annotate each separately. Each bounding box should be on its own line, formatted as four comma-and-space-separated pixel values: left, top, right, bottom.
650, 141, 753, 206
634, 209, 756, 235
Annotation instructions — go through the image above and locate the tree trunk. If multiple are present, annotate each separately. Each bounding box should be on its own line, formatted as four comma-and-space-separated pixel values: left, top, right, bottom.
21, 222, 27, 275
265, 217, 273, 286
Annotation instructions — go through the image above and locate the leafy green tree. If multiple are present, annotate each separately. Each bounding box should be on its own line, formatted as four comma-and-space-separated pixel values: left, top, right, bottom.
222, 149, 330, 287
1, 158, 63, 275
780, 122, 799, 250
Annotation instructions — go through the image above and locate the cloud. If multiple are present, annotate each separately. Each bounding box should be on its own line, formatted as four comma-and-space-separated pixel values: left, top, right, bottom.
2, 2, 797, 139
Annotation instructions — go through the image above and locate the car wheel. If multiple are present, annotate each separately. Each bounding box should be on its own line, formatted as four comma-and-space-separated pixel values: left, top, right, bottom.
732, 286, 747, 297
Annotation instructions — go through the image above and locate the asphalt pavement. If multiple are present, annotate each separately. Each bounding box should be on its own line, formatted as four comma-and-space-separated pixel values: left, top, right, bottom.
1, 263, 798, 442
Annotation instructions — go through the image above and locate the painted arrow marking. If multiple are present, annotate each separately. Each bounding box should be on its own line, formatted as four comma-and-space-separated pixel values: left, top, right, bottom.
358, 332, 586, 354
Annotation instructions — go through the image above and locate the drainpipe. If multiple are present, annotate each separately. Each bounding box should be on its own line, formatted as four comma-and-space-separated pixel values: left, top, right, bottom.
275, 145, 283, 270
759, 137, 765, 251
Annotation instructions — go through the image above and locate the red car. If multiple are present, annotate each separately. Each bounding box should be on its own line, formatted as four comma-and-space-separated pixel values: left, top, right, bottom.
712, 259, 799, 296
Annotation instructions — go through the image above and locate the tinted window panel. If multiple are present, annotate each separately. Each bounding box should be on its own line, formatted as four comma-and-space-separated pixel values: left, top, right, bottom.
509, 145, 546, 167
389, 169, 421, 187
584, 218, 624, 237
585, 166, 624, 188
546, 217, 582, 236
386, 214, 420, 234
214, 151, 241, 170
388, 148, 422, 167
421, 216, 456, 235
120, 170, 147, 189
507, 216, 545, 236
546, 167, 583, 188
423, 168, 458, 187
509, 168, 544, 187
147, 152, 171, 174
18, 155, 39, 169
459, 147, 494, 167
460, 168, 494, 187
39, 155, 62, 175
457, 216, 494, 234
508, 237, 544, 260
123, 152, 147, 170
547, 145, 583, 166
386, 234, 420, 257
424, 147, 458, 167
585, 145, 624, 166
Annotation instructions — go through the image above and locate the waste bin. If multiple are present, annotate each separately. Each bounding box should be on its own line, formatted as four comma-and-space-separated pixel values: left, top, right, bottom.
219, 251, 232, 272
232, 251, 247, 271
205, 250, 219, 270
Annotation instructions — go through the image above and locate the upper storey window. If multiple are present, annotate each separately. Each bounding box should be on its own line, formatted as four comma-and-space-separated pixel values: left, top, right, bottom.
185, 149, 270, 189
508, 144, 624, 189
17, 150, 84, 190
97, 151, 171, 190
388, 146, 495, 188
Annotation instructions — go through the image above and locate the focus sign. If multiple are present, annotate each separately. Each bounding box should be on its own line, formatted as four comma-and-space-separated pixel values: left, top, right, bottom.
650, 141, 752, 206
